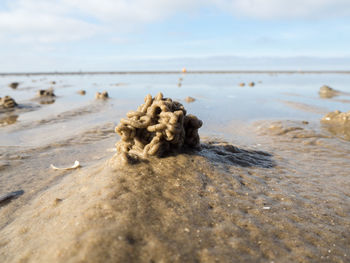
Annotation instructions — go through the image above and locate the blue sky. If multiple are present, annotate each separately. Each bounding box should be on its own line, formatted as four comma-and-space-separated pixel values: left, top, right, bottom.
0, 0, 350, 72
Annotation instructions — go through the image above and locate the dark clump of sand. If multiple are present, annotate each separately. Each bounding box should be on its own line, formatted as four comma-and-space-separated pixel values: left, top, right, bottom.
96, 91, 109, 99
0, 96, 17, 109
35, 88, 56, 104
9, 82, 19, 89
321, 110, 350, 140
37, 88, 55, 97
185, 96, 196, 103
322, 110, 350, 125
78, 90, 86, 95
319, 85, 339, 98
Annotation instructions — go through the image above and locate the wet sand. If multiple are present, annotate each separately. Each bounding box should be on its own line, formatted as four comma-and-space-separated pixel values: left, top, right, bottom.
0, 73, 350, 262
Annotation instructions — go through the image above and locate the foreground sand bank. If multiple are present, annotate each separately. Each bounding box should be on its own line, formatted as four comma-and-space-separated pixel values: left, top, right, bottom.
1, 133, 349, 262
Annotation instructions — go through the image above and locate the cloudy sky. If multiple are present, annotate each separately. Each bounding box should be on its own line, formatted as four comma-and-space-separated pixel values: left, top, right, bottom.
0, 0, 350, 72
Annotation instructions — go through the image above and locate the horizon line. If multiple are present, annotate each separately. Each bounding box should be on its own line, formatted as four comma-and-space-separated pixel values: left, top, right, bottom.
1, 70, 350, 76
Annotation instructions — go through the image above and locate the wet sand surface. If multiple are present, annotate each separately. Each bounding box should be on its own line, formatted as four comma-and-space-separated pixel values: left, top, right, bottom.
0, 73, 350, 262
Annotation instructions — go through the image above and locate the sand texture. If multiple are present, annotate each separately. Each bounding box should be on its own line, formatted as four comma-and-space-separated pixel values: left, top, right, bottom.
1, 136, 349, 262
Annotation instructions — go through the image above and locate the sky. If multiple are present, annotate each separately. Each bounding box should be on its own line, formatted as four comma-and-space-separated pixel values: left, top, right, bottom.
0, 0, 350, 72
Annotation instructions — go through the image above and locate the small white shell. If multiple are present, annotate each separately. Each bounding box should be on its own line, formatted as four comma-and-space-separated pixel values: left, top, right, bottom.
50, 160, 81, 171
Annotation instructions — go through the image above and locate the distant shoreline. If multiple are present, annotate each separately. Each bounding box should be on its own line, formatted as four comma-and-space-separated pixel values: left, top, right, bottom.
0, 70, 349, 76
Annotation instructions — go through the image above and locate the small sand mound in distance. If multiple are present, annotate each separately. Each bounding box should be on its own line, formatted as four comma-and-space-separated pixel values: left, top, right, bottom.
0, 96, 17, 108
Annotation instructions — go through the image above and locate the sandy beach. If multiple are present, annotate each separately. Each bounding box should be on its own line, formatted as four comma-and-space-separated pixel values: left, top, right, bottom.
0, 72, 350, 262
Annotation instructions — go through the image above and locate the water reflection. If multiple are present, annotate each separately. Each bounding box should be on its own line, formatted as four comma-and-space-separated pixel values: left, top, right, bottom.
322, 123, 350, 141
38, 98, 56, 105
0, 114, 18, 126
319, 92, 338, 99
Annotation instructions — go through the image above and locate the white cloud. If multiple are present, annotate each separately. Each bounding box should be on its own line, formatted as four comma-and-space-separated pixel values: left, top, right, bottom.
0, 0, 100, 44
213, 0, 350, 19
0, 0, 205, 44
0, 11, 99, 43
64, 0, 202, 23
64, 0, 350, 23
0, 0, 350, 45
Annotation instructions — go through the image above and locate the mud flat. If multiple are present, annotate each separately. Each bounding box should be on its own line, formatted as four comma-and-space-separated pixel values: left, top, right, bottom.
0, 73, 350, 263
1, 118, 350, 263
1, 132, 349, 263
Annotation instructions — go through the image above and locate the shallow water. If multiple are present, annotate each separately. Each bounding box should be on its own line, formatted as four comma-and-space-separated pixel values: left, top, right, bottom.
0, 73, 350, 262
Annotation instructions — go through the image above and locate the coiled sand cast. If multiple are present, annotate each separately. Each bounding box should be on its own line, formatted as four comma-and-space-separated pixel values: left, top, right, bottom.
0, 96, 17, 108
115, 93, 202, 163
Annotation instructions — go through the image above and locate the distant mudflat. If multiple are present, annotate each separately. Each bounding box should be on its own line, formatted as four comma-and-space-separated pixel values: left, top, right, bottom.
1, 70, 350, 76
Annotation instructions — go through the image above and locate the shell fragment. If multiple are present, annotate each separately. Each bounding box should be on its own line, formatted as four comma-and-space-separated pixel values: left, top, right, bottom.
50, 160, 81, 171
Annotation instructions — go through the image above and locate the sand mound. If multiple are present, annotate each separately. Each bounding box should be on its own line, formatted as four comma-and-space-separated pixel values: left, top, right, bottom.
1, 138, 348, 262
321, 110, 350, 140
37, 88, 55, 97
0, 96, 17, 109
9, 82, 19, 89
319, 85, 339, 98
95, 91, 109, 100
1, 150, 266, 263
322, 110, 350, 125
